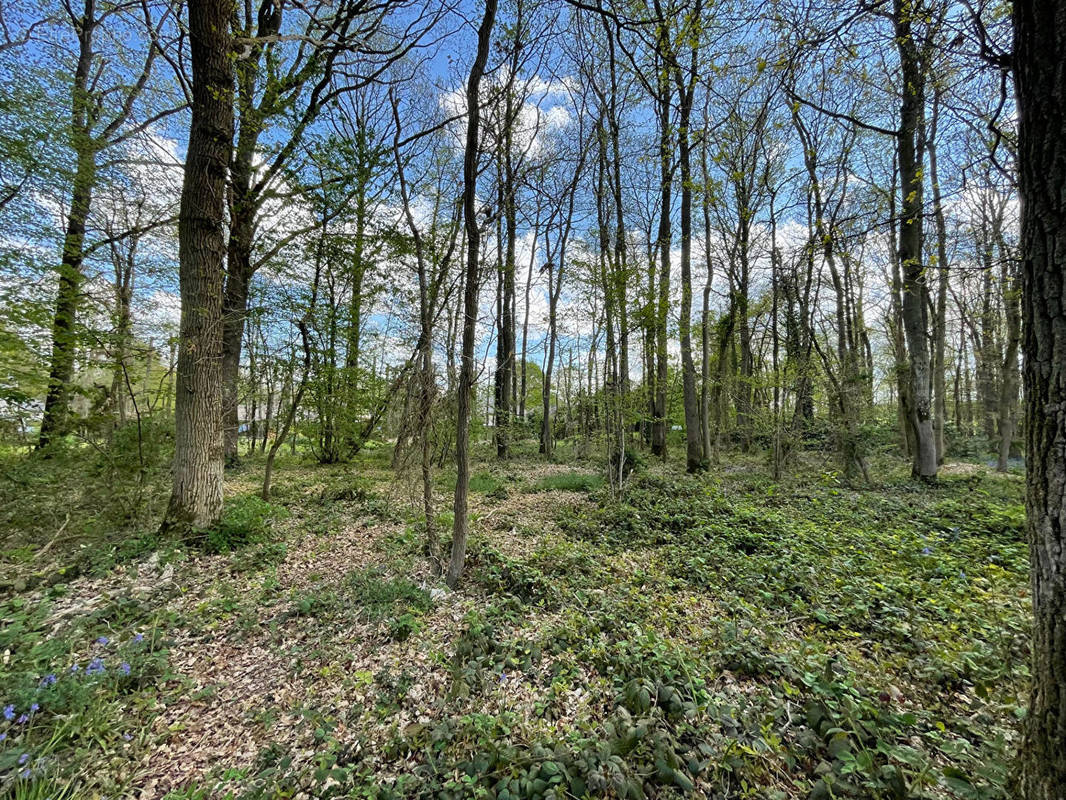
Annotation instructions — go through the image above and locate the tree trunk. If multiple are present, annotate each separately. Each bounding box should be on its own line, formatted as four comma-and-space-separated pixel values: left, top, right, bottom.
928, 92, 949, 465
38, 7, 98, 448
221, 73, 260, 465
541, 258, 558, 456
246, 326, 258, 455
894, 0, 937, 480
494, 74, 518, 459
519, 226, 537, 420
160, 0, 234, 535
1013, 5, 1066, 794
652, 69, 671, 461
997, 248, 1021, 471
700, 271, 713, 465
221, 1, 282, 464
674, 31, 702, 472
447, 0, 496, 589
109, 241, 135, 429
601, 10, 629, 395
263, 320, 311, 501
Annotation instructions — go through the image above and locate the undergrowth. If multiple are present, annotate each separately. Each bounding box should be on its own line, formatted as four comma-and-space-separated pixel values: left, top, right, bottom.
210, 461, 1027, 800
1, 449, 1029, 800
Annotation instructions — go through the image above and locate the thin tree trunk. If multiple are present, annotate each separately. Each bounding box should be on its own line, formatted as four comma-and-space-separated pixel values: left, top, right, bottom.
221, 2, 282, 464
652, 52, 671, 461
247, 324, 258, 455
674, 23, 702, 472
928, 91, 949, 465
39, 4, 97, 448
519, 225, 537, 420
263, 320, 311, 501
997, 247, 1021, 471
447, 0, 496, 589
109, 241, 135, 429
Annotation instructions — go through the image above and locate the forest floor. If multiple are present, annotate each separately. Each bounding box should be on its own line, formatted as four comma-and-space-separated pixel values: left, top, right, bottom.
0, 441, 1030, 800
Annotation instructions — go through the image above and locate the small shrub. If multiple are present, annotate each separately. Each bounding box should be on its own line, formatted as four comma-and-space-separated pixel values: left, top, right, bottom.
529, 471, 604, 493
345, 568, 433, 623
387, 613, 424, 642
200, 495, 284, 553
469, 472, 503, 494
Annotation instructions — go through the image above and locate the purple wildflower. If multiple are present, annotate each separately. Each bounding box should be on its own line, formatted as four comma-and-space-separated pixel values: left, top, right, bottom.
69, 664, 80, 673
120, 662, 131, 676
18, 753, 29, 765
2, 704, 13, 721
921, 546, 932, 556
19, 768, 31, 780
16, 714, 28, 725
0, 732, 6, 742
123, 733, 133, 741
96, 636, 109, 645
29, 703, 39, 713
133, 633, 144, 643
86, 658, 105, 676
39, 674, 56, 688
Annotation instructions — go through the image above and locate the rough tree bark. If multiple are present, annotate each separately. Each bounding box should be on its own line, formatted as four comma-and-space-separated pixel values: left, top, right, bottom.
1013, 2, 1066, 795
160, 0, 234, 535
894, 0, 937, 479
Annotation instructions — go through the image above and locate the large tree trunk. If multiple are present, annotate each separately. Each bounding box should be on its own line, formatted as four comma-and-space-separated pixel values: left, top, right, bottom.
894, 0, 937, 480
220, 68, 258, 466
447, 0, 496, 589
160, 0, 234, 535
1014, 4, 1066, 796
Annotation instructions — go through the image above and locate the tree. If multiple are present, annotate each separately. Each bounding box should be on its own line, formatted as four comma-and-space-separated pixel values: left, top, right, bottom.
447, 0, 498, 589
1013, 2, 1066, 795
894, 0, 939, 480
391, 86, 463, 572
670, 0, 705, 472
37, 0, 176, 448
219, 0, 442, 463
159, 0, 235, 534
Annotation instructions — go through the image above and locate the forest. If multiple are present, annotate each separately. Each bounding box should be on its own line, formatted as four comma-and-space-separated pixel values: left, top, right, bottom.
0, 0, 1064, 798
